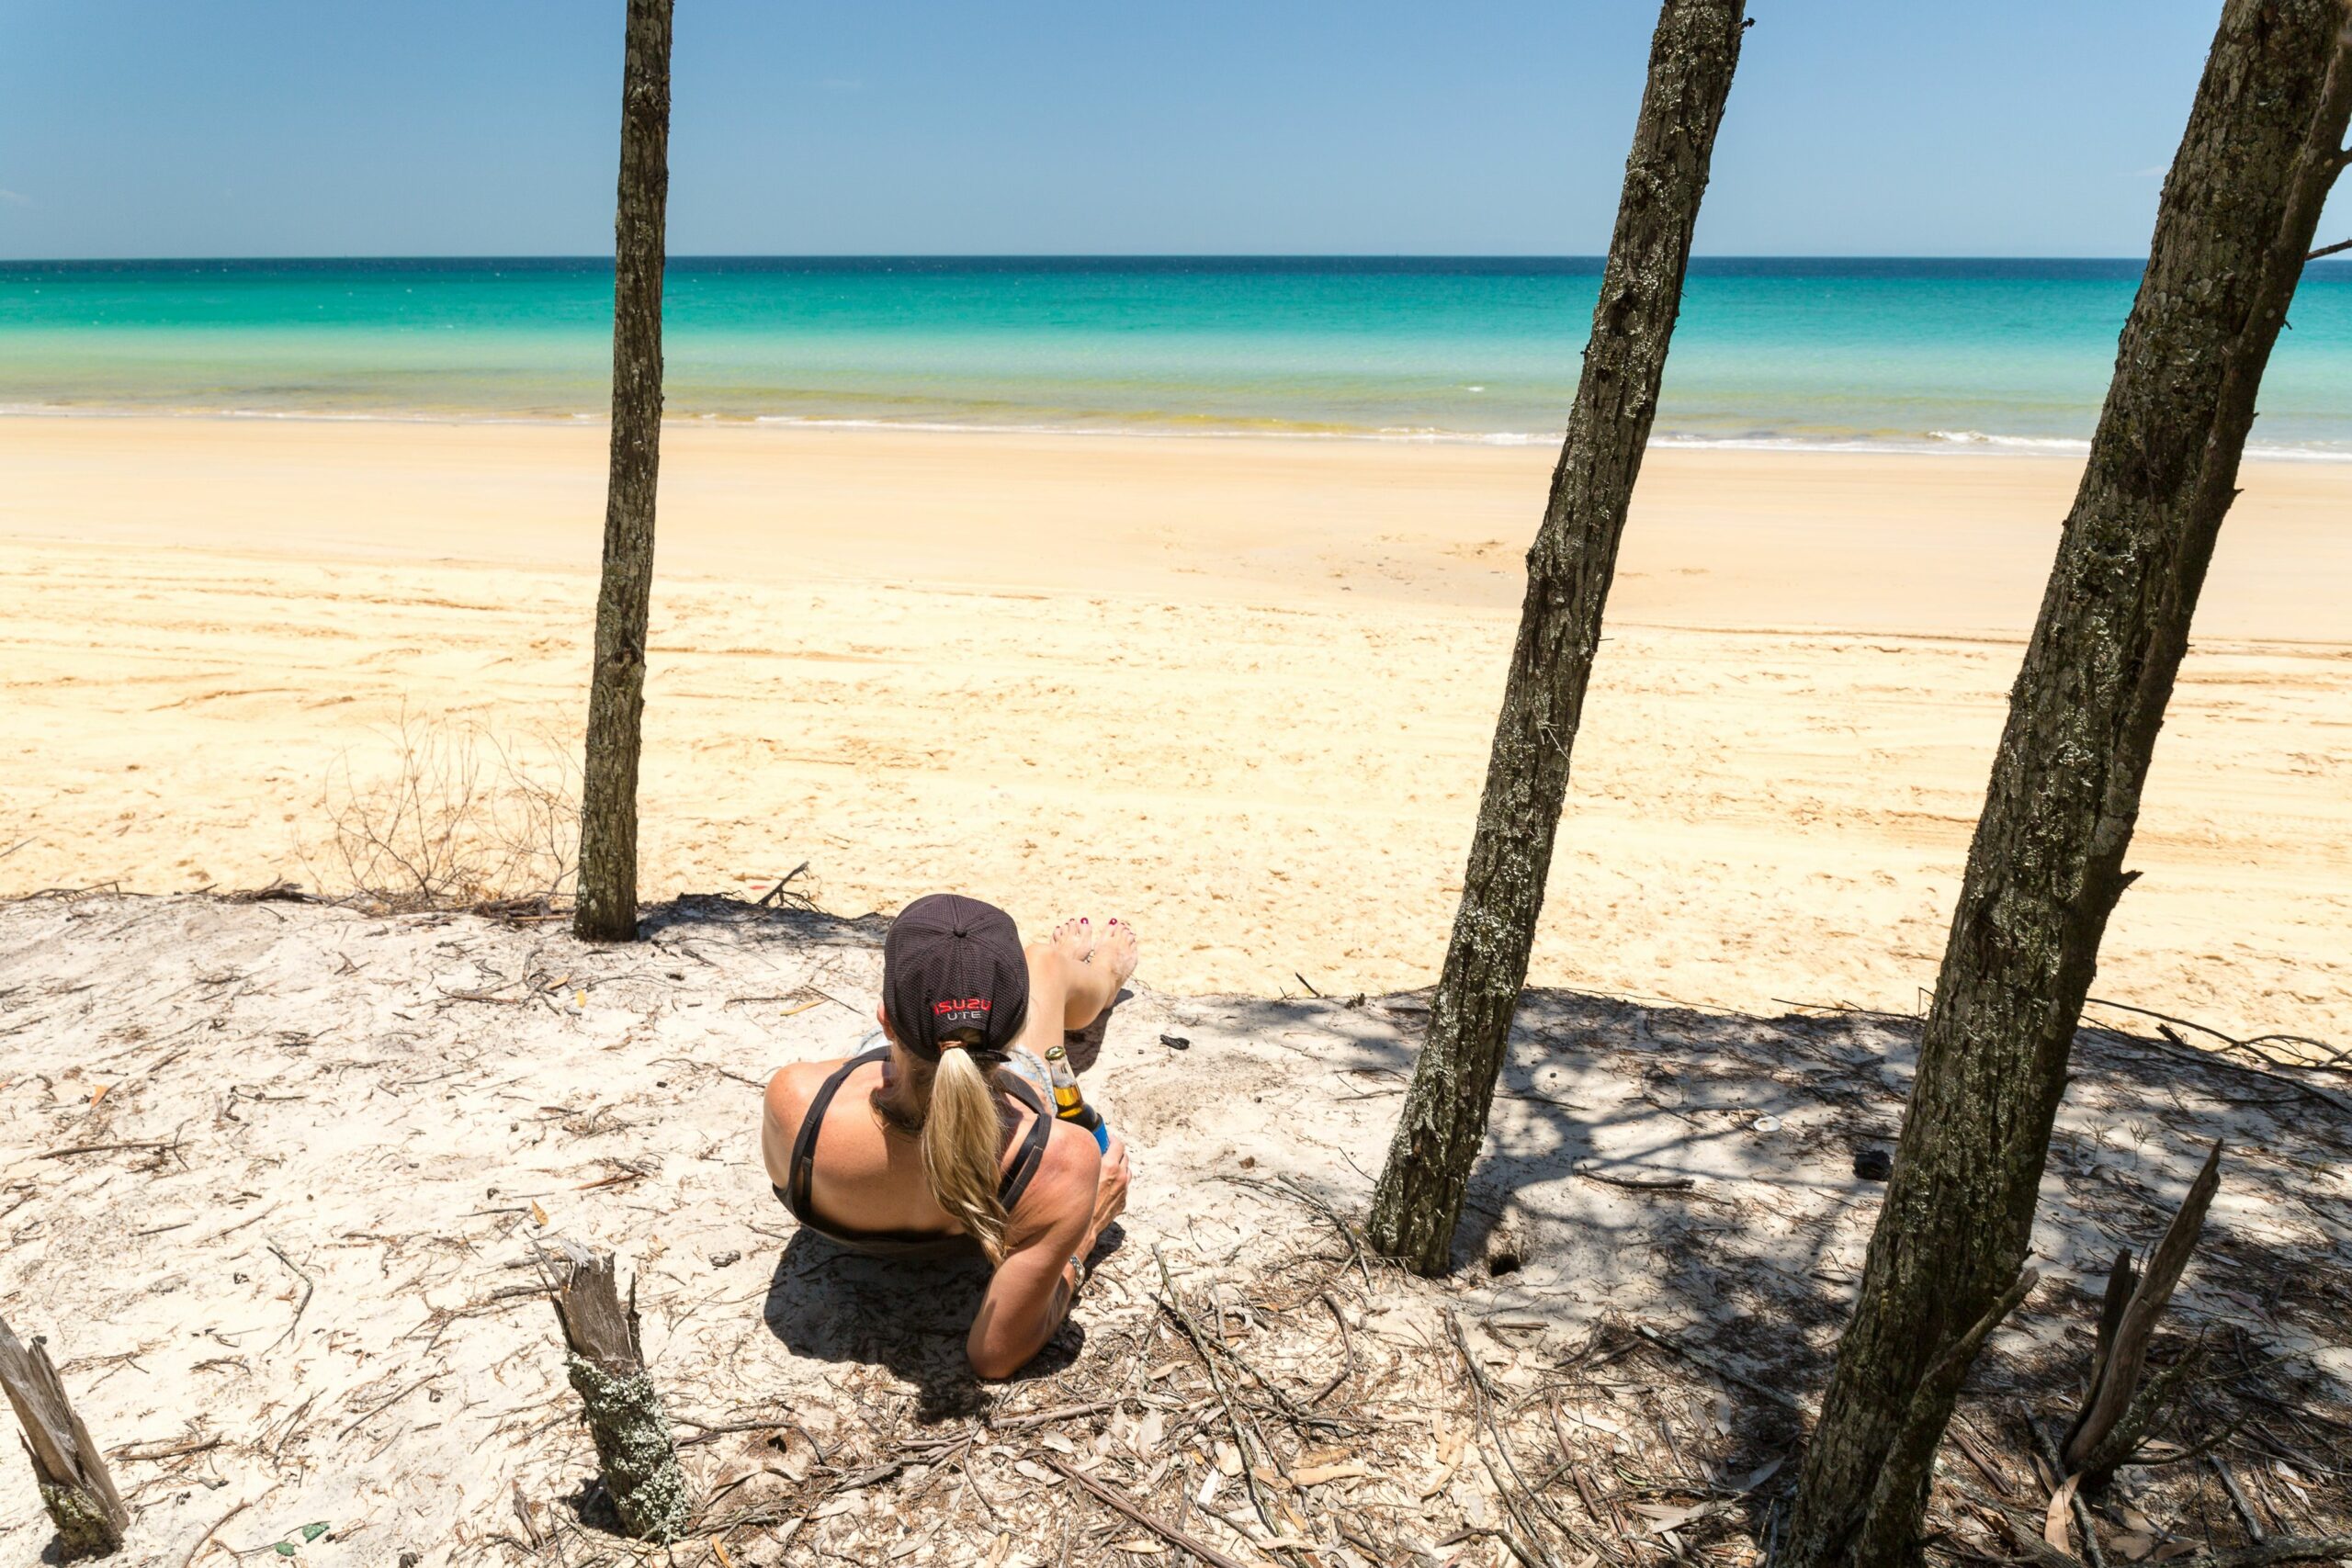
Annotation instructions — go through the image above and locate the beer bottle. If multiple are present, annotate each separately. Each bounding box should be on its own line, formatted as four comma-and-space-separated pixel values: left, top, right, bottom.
1043, 1043, 1109, 1149
1044, 1043, 1085, 1119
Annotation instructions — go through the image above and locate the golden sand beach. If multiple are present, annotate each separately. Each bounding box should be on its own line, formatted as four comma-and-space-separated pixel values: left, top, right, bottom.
4, 414, 2347, 1038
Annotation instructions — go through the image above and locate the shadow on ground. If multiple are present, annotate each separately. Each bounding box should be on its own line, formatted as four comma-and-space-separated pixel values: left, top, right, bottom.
762, 1231, 1090, 1422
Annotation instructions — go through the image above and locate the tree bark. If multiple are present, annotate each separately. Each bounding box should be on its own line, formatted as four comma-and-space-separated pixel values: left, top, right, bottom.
574, 0, 673, 943
1785, 10, 2352, 1568
1364, 0, 1747, 1275
0, 1316, 130, 1559
550, 1250, 690, 1541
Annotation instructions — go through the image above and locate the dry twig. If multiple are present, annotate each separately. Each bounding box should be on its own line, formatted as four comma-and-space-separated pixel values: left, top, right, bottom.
262, 1240, 314, 1356
1046, 1453, 1255, 1568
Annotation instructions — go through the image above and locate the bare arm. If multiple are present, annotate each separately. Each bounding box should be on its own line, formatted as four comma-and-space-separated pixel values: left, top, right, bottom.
966, 1124, 1127, 1379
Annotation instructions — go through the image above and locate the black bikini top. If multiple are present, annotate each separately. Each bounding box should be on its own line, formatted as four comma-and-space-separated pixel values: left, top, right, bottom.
778, 1047, 1054, 1256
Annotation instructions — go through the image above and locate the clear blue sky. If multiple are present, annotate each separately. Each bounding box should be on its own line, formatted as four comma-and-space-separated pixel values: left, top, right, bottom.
2, 0, 2343, 259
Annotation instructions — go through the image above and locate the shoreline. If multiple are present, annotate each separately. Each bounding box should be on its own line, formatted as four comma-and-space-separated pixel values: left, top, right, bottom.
3, 413, 2346, 1037
6, 400, 2352, 463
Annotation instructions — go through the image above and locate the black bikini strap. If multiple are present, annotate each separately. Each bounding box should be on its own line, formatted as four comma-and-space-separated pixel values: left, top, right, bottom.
996, 1074, 1055, 1210
787, 1046, 889, 1217
789, 1047, 1056, 1219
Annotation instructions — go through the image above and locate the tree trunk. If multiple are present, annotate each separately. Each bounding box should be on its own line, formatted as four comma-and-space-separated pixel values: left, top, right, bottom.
549, 1250, 690, 1541
1364, 0, 1747, 1275
574, 0, 673, 943
1785, 10, 2352, 1568
0, 1316, 130, 1560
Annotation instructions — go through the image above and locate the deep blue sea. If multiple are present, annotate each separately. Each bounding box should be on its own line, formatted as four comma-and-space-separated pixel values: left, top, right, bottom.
4, 256, 2349, 456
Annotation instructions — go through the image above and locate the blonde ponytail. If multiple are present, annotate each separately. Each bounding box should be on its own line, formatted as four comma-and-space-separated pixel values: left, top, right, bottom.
915, 1048, 1012, 1263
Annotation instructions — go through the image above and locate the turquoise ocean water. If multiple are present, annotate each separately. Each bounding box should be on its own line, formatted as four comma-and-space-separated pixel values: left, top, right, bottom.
4, 257, 2349, 457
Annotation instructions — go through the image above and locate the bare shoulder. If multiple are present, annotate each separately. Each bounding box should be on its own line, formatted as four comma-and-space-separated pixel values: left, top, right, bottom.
1013, 1117, 1102, 1232
1039, 1116, 1102, 1179
762, 1055, 855, 1131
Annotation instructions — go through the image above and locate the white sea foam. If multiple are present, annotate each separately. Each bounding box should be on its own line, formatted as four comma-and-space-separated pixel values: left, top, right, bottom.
1927, 428, 2092, 453
1919, 427, 2352, 462
5, 401, 2348, 460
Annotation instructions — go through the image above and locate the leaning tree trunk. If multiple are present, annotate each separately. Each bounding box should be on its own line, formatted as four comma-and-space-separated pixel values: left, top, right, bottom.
1785, 9, 2352, 1568
574, 0, 673, 943
1365, 0, 1747, 1275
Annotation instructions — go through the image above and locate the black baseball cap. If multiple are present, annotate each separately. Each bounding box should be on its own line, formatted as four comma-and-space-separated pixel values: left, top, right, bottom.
882, 894, 1031, 1060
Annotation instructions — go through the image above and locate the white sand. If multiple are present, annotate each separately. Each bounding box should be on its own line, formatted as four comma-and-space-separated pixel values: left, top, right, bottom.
4, 417, 2347, 1043
1, 894, 2344, 1565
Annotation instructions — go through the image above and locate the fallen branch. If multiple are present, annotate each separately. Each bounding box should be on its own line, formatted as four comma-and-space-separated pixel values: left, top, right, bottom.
39, 1138, 180, 1161
2083, 997, 2345, 1066
1045, 1453, 1253, 1568
671, 1413, 831, 1457
1950, 1420, 2014, 1497
109, 1436, 224, 1463
2199, 1540, 2352, 1568
1223, 1173, 1374, 1289
2212, 1456, 2266, 1545
1440, 1522, 1552, 1568
826, 1455, 910, 1492
2080, 1000, 2351, 1114
993, 1400, 1117, 1434
755, 862, 813, 909
1574, 1163, 1697, 1194
335, 1375, 439, 1438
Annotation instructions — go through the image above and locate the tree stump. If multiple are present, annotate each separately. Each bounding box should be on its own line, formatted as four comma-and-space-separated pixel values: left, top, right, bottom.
2062, 1141, 2223, 1488
0, 1315, 129, 1560
548, 1250, 690, 1541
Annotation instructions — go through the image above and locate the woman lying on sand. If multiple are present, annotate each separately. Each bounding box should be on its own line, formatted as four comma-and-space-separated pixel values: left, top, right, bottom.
760, 894, 1135, 1378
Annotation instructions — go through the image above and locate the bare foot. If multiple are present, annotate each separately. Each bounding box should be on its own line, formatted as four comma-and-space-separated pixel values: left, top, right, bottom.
1057, 917, 1140, 1061
1051, 917, 1094, 965
1092, 918, 1140, 989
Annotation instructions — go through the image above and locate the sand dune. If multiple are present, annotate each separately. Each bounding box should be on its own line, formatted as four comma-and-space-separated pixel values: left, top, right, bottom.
2, 415, 2347, 1041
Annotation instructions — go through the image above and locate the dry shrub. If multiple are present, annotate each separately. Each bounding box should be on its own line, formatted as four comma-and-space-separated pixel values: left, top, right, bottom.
305, 709, 579, 915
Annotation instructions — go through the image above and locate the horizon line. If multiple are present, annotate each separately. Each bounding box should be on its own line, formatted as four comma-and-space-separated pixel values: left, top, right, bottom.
0, 251, 2189, 265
